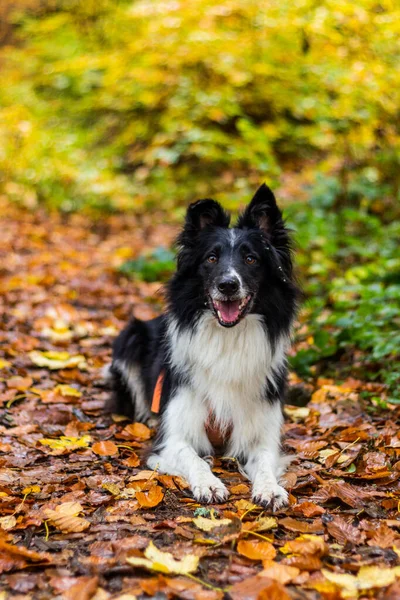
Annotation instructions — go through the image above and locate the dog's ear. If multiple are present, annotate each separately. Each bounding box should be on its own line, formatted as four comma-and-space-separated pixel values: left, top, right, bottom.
185, 199, 230, 231
237, 184, 282, 235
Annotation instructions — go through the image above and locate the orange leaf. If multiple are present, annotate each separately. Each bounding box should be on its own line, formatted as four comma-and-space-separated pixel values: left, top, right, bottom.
7, 376, 33, 391
122, 422, 151, 441
92, 441, 119, 456
136, 485, 164, 508
237, 540, 276, 561
260, 560, 299, 584
122, 453, 140, 467
230, 483, 250, 495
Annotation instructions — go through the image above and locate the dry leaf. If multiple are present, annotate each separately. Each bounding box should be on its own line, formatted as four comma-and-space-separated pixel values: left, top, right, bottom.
193, 516, 233, 532
237, 540, 276, 561
44, 501, 90, 533
260, 560, 300, 584
126, 541, 199, 574
92, 441, 119, 456
29, 350, 87, 370
281, 534, 328, 556
39, 435, 91, 454
135, 485, 164, 508
121, 423, 151, 441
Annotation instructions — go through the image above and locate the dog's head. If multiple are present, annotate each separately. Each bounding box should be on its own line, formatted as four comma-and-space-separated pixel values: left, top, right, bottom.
174, 184, 296, 328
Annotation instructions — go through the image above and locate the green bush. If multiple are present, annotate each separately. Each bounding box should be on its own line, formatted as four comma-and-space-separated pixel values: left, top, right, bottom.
1, 0, 400, 211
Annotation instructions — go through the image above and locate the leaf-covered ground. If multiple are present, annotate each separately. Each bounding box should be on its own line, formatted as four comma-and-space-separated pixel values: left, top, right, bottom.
1, 200, 400, 600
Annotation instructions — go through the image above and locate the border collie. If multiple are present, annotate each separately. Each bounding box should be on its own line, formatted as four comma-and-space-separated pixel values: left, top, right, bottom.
108, 184, 299, 509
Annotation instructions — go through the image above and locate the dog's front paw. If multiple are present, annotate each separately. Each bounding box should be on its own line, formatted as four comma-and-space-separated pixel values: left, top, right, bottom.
252, 483, 288, 512
192, 474, 229, 504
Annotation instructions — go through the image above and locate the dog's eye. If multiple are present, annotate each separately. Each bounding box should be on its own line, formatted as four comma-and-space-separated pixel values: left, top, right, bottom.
245, 255, 256, 265
207, 254, 218, 264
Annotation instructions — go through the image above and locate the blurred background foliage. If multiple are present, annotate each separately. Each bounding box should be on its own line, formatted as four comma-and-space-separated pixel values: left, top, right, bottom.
0, 0, 399, 395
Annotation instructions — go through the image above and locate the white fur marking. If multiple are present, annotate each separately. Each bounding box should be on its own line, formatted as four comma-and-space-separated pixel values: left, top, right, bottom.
149, 314, 289, 504
114, 359, 150, 422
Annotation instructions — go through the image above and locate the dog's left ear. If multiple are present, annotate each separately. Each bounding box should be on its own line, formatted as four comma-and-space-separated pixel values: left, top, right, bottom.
185, 199, 230, 231
237, 184, 282, 235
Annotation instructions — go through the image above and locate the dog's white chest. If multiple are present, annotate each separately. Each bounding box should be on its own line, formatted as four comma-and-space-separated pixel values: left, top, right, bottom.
168, 314, 285, 418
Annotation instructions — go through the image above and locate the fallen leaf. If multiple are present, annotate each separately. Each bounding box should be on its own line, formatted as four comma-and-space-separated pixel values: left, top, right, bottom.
39, 435, 91, 454
260, 560, 300, 584
121, 422, 151, 441
230, 575, 290, 600
0, 516, 16, 531
44, 501, 90, 533
279, 517, 323, 534
237, 540, 276, 561
281, 534, 328, 556
92, 441, 119, 456
135, 485, 164, 508
126, 541, 199, 574
0, 541, 51, 574
193, 516, 233, 532
7, 376, 33, 391
230, 484, 250, 495
29, 350, 87, 370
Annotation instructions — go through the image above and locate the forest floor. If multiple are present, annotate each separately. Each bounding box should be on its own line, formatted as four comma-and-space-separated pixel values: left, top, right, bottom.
1, 200, 400, 600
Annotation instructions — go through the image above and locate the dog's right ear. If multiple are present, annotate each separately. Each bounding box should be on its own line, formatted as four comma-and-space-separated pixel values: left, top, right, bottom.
185, 199, 230, 232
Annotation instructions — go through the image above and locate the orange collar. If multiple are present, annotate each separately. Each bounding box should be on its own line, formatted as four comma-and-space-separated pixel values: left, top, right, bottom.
151, 370, 230, 448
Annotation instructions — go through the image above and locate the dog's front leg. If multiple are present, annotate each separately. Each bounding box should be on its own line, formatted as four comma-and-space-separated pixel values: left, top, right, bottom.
147, 387, 229, 503
244, 401, 288, 511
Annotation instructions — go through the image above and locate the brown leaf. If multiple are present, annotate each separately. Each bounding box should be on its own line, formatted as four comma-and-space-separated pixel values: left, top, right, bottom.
122, 453, 140, 467
293, 502, 325, 517
135, 485, 164, 508
237, 540, 276, 561
7, 376, 33, 391
279, 517, 323, 534
63, 576, 99, 600
44, 502, 90, 533
259, 560, 300, 584
368, 524, 398, 549
0, 541, 51, 574
230, 575, 288, 600
92, 441, 119, 456
326, 516, 365, 545
281, 534, 328, 556
282, 555, 322, 571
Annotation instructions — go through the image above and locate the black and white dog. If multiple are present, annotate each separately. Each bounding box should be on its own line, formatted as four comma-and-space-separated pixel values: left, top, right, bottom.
108, 184, 299, 509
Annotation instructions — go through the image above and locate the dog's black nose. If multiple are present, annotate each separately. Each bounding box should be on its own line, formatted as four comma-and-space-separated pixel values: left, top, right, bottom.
218, 278, 239, 295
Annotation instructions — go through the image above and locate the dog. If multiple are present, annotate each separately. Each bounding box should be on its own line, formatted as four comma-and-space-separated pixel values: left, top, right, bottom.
107, 184, 299, 509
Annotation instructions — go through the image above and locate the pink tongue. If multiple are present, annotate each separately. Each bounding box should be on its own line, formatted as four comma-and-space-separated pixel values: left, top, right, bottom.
218, 300, 241, 323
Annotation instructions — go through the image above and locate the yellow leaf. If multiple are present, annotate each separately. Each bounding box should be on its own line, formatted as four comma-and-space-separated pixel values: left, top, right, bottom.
55, 384, 82, 398
23, 485, 41, 495
243, 517, 277, 532
126, 541, 199, 575
322, 566, 400, 598
284, 406, 310, 421
193, 516, 233, 532
39, 435, 91, 453
29, 350, 87, 370
102, 482, 120, 496
0, 515, 16, 531
0, 359, 11, 369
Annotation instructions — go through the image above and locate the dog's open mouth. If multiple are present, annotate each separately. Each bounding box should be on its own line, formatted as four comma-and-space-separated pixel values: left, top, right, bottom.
211, 295, 252, 327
